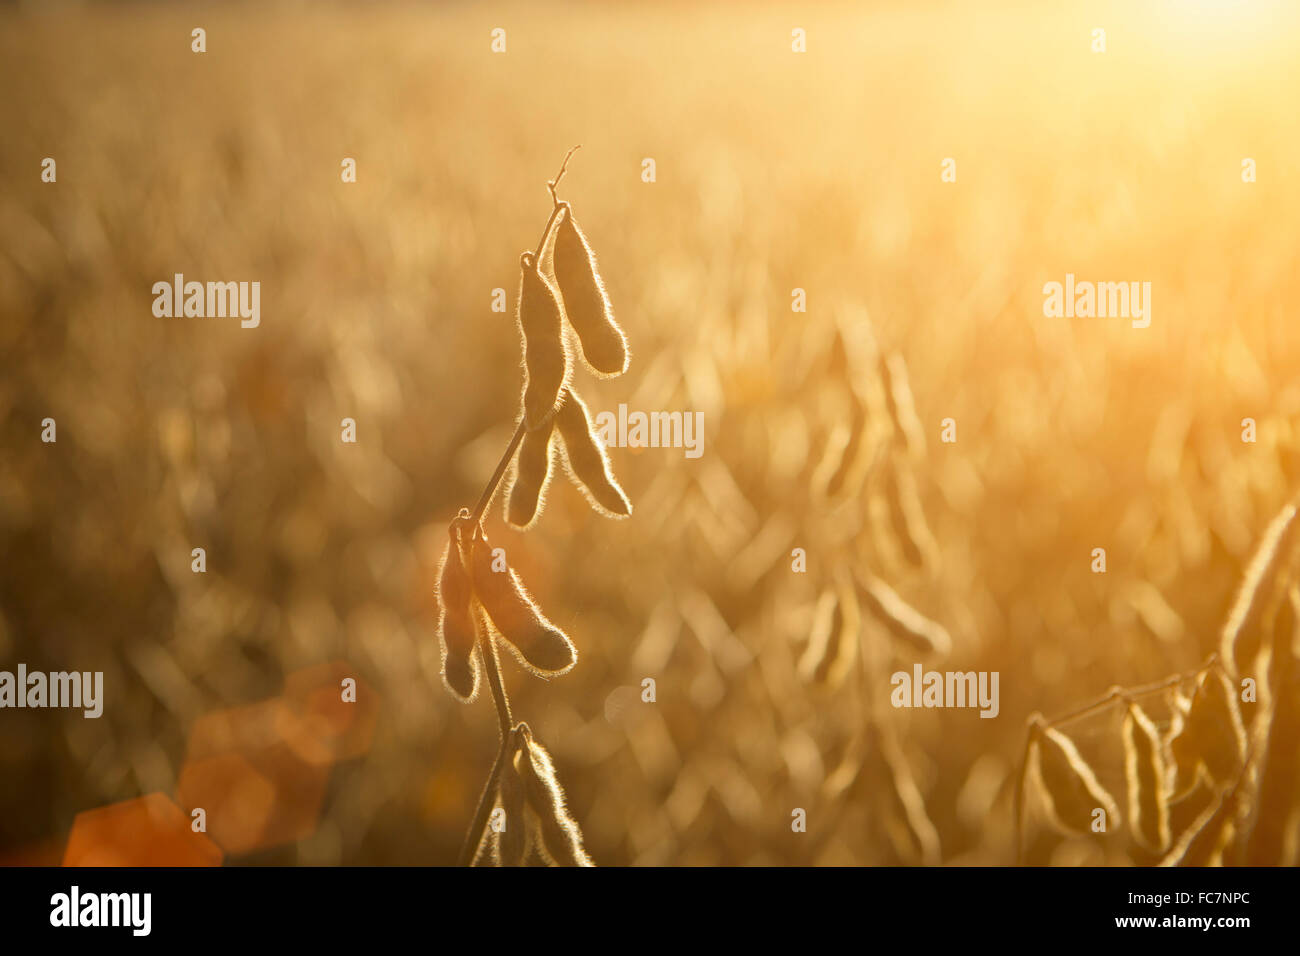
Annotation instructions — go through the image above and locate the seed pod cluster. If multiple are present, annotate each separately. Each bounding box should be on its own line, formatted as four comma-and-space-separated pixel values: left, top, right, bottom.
446, 160, 630, 868
1017, 494, 1300, 866
505, 193, 632, 524
472, 531, 577, 676
489, 725, 593, 867
506, 388, 632, 526
436, 525, 577, 697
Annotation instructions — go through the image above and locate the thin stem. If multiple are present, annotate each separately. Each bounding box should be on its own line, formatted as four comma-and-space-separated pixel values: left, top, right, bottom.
454, 144, 583, 866
482, 629, 513, 734
535, 205, 565, 264
1046, 661, 1211, 730
469, 420, 526, 534
534, 144, 581, 262
546, 144, 581, 208
456, 634, 515, 867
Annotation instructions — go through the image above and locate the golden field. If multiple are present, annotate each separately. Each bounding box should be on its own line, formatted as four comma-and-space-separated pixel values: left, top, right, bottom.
2, 0, 1300, 865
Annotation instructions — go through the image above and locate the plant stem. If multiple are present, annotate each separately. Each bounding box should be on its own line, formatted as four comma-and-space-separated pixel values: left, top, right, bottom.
1046, 660, 1211, 729
469, 421, 526, 533
535, 144, 580, 261
482, 627, 513, 734
456, 634, 515, 866
455, 144, 584, 865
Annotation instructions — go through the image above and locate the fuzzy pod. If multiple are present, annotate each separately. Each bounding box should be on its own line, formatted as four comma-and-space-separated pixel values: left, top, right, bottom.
1032, 725, 1121, 836
518, 729, 593, 867
437, 523, 480, 701
552, 202, 628, 377
554, 388, 631, 518
506, 417, 556, 529
1123, 703, 1171, 853
470, 533, 576, 676
517, 252, 571, 430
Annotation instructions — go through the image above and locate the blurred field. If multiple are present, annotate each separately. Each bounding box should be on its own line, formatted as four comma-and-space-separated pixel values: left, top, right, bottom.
3, 0, 1300, 865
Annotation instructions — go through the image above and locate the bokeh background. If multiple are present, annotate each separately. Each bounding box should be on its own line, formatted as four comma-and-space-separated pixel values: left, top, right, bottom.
2, 0, 1300, 865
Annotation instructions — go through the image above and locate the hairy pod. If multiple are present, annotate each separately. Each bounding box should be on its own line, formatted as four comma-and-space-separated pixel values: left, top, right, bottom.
518, 252, 571, 430
517, 728, 593, 866
437, 520, 479, 701
470, 532, 576, 676
506, 417, 556, 529
552, 202, 628, 377
555, 388, 632, 518
1032, 725, 1120, 836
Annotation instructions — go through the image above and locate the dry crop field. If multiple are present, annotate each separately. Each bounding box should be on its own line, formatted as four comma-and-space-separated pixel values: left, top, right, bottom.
2, 0, 1300, 868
